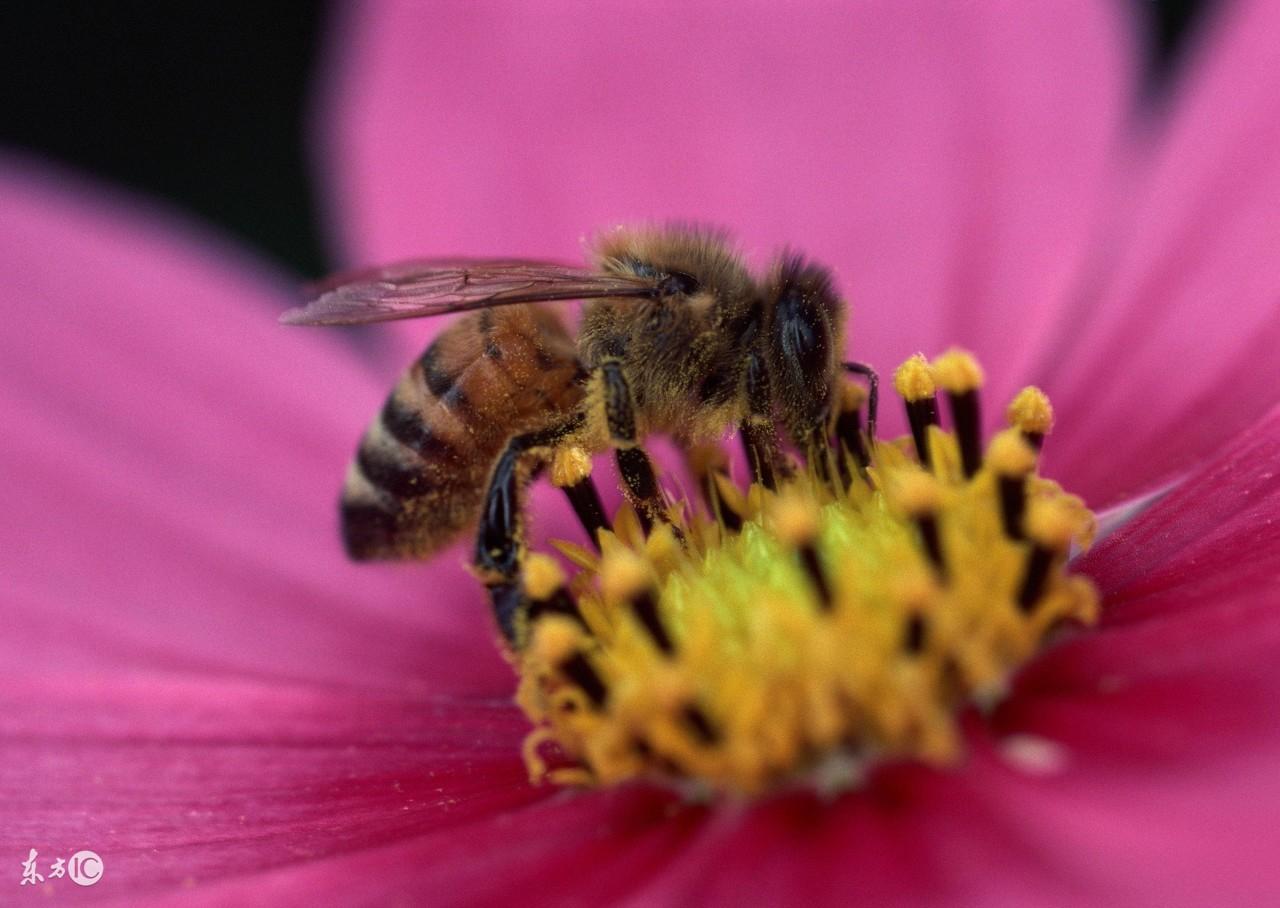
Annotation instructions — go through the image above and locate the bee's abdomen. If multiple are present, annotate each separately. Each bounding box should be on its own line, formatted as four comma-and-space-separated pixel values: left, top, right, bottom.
341, 306, 582, 560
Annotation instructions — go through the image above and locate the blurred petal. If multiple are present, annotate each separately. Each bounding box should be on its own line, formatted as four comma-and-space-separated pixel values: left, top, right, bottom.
0, 156, 507, 694
167, 728, 1280, 907
321, 0, 1135, 420
1036, 0, 1280, 506
0, 673, 538, 899
183, 785, 706, 907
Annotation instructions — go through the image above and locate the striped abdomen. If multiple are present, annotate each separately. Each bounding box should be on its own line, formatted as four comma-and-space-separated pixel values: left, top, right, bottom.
342, 305, 583, 560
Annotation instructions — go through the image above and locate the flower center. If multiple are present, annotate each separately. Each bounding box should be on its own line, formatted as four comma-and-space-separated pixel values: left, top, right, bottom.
513, 351, 1097, 796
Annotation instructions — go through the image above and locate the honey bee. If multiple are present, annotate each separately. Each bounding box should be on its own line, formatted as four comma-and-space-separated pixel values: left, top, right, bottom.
284, 226, 878, 644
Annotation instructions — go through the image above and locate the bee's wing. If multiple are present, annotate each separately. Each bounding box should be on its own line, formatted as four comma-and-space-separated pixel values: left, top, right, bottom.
281, 259, 660, 326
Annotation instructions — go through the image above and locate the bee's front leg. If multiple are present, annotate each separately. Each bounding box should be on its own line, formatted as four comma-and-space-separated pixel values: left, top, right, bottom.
739, 349, 783, 491
843, 360, 880, 444
598, 359, 667, 534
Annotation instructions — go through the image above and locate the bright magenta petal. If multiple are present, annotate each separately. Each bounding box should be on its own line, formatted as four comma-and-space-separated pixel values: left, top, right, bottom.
162, 731, 1280, 907
0, 673, 540, 900
0, 158, 507, 693
180, 785, 705, 907
1076, 401, 1280, 610
321, 1, 1135, 422
1036, 0, 1280, 506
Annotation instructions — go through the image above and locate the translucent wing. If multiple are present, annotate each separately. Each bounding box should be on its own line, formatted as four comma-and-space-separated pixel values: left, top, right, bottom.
281, 259, 661, 326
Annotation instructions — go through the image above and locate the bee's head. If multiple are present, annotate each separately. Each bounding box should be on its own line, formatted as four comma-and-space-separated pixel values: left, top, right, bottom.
763, 255, 846, 447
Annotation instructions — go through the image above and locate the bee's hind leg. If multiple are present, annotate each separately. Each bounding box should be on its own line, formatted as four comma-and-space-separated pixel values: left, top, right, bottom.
474, 413, 586, 646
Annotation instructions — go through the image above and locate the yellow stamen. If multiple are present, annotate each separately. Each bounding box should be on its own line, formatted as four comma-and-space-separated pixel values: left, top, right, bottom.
987, 429, 1038, 476
1007, 386, 1054, 438
893, 353, 936, 401
515, 354, 1098, 795
932, 348, 985, 394
524, 553, 566, 602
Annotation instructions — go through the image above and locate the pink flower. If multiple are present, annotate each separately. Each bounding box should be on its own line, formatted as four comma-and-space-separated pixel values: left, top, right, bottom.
3, 1, 1279, 904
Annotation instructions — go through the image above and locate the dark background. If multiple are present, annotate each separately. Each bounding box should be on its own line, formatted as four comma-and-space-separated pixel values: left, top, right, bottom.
0, 1, 1213, 281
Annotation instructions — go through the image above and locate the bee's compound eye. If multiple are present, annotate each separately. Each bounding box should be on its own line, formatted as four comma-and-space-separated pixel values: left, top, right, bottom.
658, 270, 700, 298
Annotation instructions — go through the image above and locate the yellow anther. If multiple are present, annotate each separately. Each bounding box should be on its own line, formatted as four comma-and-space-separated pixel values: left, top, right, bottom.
932, 348, 985, 394
985, 429, 1038, 476
769, 490, 820, 544
894, 469, 942, 515
644, 522, 682, 570
712, 470, 749, 516
514, 351, 1098, 796
529, 615, 583, 664
1025, 499, 1079, 549
1007, 387, 1054, 436
524, 553, 566, 601
550, 445, 593, 488
893, 354, 937, 402
889, 569, 939, 610
599, 548, 651, 603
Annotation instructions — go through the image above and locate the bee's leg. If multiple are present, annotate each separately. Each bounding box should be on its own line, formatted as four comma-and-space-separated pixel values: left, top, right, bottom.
832, 379, 871, 489
475, 413, 584, 645
843, 361, 880, 444
740, 350, 781, 490
599, 360, 666, 533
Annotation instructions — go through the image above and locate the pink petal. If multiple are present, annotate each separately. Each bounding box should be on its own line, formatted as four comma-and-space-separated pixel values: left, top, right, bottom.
164, 729, 1280, 907
1077, 400, 1280, 608
1035, 0, 1280, 507
321, 1, 1135, 427
0, 673, 540, 900
182, 784, 706, 907
0, 156, 508, 694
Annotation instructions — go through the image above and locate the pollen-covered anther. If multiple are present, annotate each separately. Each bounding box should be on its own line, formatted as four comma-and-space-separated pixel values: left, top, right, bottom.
524, 553, 566, 601
894, 354, 940, 467
932, 348, 984, 477
987, 429, 1037, 540
1018, 500, 1083, 613
600, 547, 673, 654
893, 470, 946, 577
514, 351, 1099, 795
522, 553, 585, 632
768, 491, 833, 608
525, 614, 609, 712
1007, 386, 1054, 450
893, 353, 937, 402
